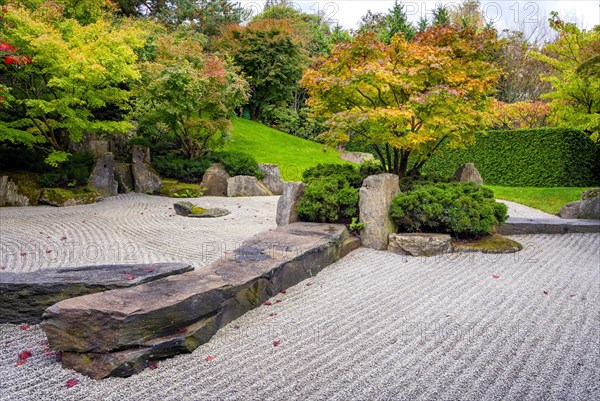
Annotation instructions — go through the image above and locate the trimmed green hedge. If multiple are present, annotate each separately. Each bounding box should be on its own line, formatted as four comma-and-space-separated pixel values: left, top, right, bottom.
421, 128, 599, 187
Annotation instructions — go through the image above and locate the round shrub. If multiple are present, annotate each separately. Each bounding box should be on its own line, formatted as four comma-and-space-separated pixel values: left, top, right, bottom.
211, 151, 265, 180
297, 175, 359, 223
302, 163, 363, 188
390, 182, 508, 238
153, 154, 211, 183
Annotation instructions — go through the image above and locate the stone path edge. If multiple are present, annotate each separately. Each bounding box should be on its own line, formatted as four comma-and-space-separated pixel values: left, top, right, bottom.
497, 217, 600, 235
41, 223, 360, 380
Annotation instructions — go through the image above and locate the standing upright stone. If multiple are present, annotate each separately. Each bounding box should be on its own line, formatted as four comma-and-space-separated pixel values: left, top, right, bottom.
88, 152, 118, 197
359, 174, 400, 250
132, 146, 162, 194
200, 163, 231, 196
276, 182, 307, 226
258, 164, 284, 195
454, 162, 484, 185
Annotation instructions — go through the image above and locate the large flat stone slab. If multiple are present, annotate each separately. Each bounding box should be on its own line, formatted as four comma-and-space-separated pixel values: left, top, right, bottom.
0, 263, 192, 324
497, 217, 600, 235
41, 223, 354, 379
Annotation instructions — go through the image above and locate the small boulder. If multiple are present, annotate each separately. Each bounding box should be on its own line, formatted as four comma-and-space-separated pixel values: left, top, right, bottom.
227, 176, 273, 197
388, 233, 453, 257
579, 188, 600, 219
258, 164, 284, 195
114, 163, 134, 193
454, 163, 484, 185
276, 182, 307, 226
174, 201, 230, 218
132, 146, 162, 194
359, 174, 400, 250
88, 152, 118, 197
199, 163, 231, 196
559, 201, 581, 219
39, 188, 101, 207
174, 201, 194, 217
0, 176, 30, 207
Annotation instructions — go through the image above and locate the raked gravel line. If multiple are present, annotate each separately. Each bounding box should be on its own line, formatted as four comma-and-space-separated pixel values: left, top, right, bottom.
0, 232, 599, 400
0, 193, 278, 273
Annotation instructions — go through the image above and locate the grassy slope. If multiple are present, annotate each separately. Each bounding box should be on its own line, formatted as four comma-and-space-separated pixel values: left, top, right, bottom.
221, 118, 346, 181
485, 186, 593, 214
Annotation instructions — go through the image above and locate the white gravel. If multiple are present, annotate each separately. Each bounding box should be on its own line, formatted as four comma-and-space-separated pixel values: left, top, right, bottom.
498, 200, 560, 220
1, 196, 599, 400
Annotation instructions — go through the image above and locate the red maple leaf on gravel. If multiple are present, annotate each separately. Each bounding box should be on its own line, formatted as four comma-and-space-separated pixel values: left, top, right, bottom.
60, 236, 67, 241
543, 291, 549, 295
148, 361, 158, 370
46, 250, 53, 254
126, 276, 135, 281
273, 340, 280, 347
279, 289, 287, 295
269, 313, 277, 317
16, 350, 32, 365
205, 355, 215, 362
177, 327, 188, 334
20, 252, 26, 257
0, 265, 7, 270
66, 379, 79, 388
40, 340, 49, 346
263, 301, 272, 306
492, 274, 500, 279
306, 283, 312, 287
19, 324, 30, 330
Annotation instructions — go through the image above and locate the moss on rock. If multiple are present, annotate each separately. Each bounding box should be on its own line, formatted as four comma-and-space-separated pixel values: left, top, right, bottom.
452, 234, 523, 254
39, 187, 101, 207
159, 180, 205, 198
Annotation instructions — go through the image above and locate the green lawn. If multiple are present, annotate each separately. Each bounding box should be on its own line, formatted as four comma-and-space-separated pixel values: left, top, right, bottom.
485, 186, 593, 214
221, 118, 347, 181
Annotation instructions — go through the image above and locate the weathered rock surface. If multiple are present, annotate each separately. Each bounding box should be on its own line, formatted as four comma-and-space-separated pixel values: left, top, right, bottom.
258, 164, 284, 195
199, 163, 231, 196
0, 176, 30, 207
42, 223, 353, 379
227, 176, 273, 197
497, 217, 600, 234
114, 162, 134, 193
0, 263, 192, 324
579, 188, 600, 219
276, 182, 307, 226
39, 188, 101, 207
454, 162, 484, 185
132, 146, 162, 194
388, 233, 453, 257
340, 152, 374, 164
359, 174, 400, 250
87, 140, 109, 158
173, 201, 230, 218
88, 152, 118, 197
559, 201, 581, 219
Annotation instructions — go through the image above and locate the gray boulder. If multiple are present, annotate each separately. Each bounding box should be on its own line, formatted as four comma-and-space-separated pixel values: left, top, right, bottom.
258, 164, 284, 195
579, 188, 600, 219
227, 176, 273, 197
174, 201, 230, 218
276, 182, 307, 226
0, 176, 30, 207
115, 163, 134, 193
359, 174, 400, 250
132, 146, 162, 194
87, 140, 109, 158
559, 201, 581, 219
388, 233, 452, 257
199, 163, 231, 196
454, 162, 484, 185
88, 152, 118, 197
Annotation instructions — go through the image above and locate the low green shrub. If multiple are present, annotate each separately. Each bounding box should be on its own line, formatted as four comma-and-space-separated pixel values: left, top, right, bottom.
211, 151, 265, 180
359, 159, 385, 177
302, 163, 364, 188
39, 152, 95, 188
297, 175, 359, 223
390, 182, 508, 238
153, 154, 211, 183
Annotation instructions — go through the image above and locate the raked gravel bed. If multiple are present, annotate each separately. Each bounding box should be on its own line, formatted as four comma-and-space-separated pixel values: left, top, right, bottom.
0, 232, 598, 400
0, 193, 278, 273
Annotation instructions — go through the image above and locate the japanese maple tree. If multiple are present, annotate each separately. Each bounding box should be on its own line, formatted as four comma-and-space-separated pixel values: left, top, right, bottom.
301, 26, 500, 177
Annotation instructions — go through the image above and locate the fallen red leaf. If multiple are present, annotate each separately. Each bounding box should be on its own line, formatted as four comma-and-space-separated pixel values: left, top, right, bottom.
17, 350, 32, 365
263, 301, 272, 306
273, 340, 280, 347
19, 324, 30, 330
39, 231, 43, 235
43, 348, 54, 356
46, 250, 53, 254
60, 236, 67, 241
492, 274, 500, 279
124, 271, 132, 275
177, 327, 188, 334
237, 205, 241, 208
126, 276, 135, 281
279, 289, 287, 295
0, 265, 6, 270
205, 355, 215, 362
269, 313, 277, 317
543, 290, 549, 295
145, 269, 154, 273
20, 252, 26, 257
306, 283, 312, 287
65, 378, 79, 388
148, 361, 158, 370
40, 340, 49, 346
275, 299, 282, 304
